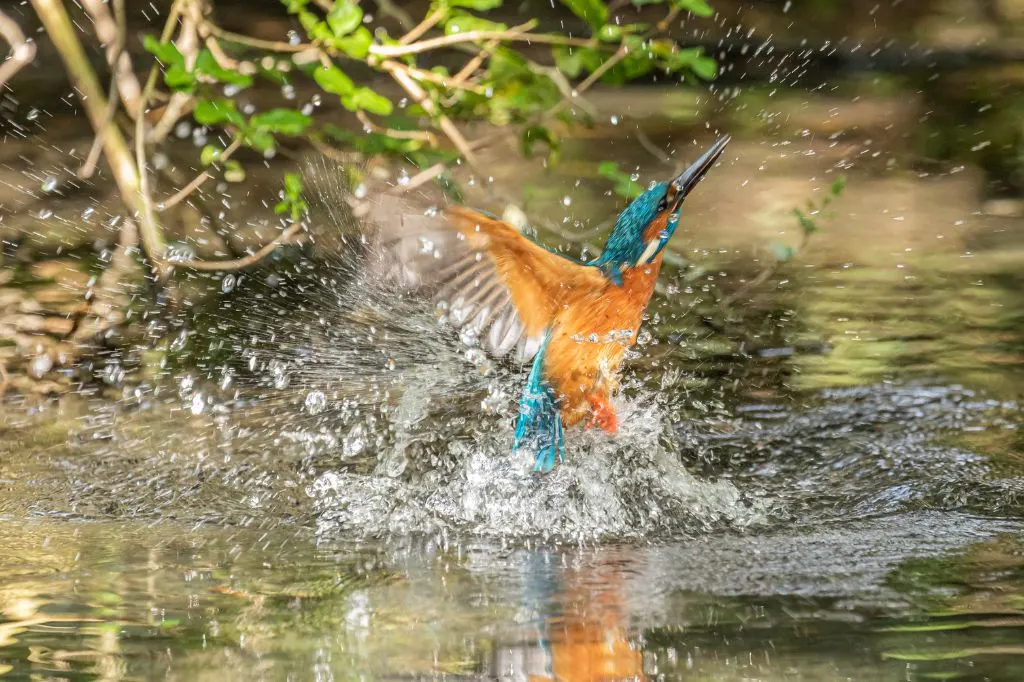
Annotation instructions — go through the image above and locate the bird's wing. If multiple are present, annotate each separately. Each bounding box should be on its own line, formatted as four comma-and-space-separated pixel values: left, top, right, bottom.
365, 197, 605, 363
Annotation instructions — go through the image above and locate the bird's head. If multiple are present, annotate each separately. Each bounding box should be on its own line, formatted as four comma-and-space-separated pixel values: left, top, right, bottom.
589, 135, 730, 284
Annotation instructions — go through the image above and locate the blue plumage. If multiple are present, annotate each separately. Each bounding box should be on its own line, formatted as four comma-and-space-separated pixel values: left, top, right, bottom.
512, 330, 564, 473
587, 182, 671, 279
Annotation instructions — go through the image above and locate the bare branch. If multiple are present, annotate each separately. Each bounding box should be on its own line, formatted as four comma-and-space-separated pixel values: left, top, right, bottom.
81, 0, 140, 114
399, 7, 445, 45
382, 60, 479, 169
392, 162, 446, 193
0, 10, 37, 91
32, 0, 167, 275
371, 28, 594, 58
177, 222, 305, 272
158, 136, 242, 211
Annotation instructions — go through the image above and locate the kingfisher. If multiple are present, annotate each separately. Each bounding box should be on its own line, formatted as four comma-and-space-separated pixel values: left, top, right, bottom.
365, 135, 730, 472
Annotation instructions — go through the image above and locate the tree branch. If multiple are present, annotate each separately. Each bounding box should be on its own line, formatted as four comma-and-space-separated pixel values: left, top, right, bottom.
0, 10, 37, 91
177, 222, 305, 272
158, 136, 242, 211
382, 60, 479, 169
370, 29, 595, 58
32, 0, 167, 275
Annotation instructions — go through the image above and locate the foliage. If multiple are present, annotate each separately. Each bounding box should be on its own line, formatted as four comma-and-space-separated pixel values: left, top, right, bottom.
771, 175, 846, 263
141, 0, 718, 186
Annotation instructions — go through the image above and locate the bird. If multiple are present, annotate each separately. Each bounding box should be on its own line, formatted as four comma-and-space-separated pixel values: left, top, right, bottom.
361, 135, 730, 473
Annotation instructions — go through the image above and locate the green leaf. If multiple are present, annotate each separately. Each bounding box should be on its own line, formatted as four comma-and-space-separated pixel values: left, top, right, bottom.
769, 241, 797, 262
830, 175, 847, 198
193, 98, 245, 128
690, 54, 718, 79
597, 24, 622, 42
327, 1, 364, 37
597, 161, 643, 199
559, 0, 608, 30
343, 87, 394, 116
791, 208, 818, 235
223, 160, 246, 183
444, 12, 507, 34
520, 125, 559, 162
284, 172, 303, 197
143, 35, 184, 65
200, 144, 222, 165
333, 26, 372, 58
164, 64, 196, 91
451, 0, 503, 8
671, 0, 714, 17
195, 50, 253, 87
552, 46, 603, 78
243, 129, 276, 152
313, 64, 355, 96
283, 0, 309, 11
250, 108, 312, 135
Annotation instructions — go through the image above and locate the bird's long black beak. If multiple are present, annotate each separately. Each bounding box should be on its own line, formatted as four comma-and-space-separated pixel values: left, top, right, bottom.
671, 135, 730, 207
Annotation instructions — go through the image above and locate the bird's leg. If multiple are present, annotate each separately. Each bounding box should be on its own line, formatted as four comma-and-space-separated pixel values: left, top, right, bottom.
586, 394, 618, 434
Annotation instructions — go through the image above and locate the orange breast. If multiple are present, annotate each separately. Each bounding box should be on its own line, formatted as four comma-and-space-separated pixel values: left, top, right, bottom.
545, 258, 662, 425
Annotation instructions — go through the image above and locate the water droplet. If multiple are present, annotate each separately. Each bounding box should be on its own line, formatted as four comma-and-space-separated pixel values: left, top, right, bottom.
562, 195, 572, 207
175, 121, 192, 138
26, 108, 39, 121
223, 84, 240, 97
343, 424, 366, 457
304, 390, 327, 415
81, 207, 95, 220
381, 448, 407, 478
220, 274, 236, 293
41, 176, 57, 193
152, 152, 169, 170
29, 354, 52, 378
170, 329, 189, 352
610, 115, 620, 125
353, 183, 367, 199
281, 84, 296, 100
35, 208, 52, 220
190, 393, 205, 415
165, 243, 196, 263
310, 94, 322, 107
287, 30, 301, 46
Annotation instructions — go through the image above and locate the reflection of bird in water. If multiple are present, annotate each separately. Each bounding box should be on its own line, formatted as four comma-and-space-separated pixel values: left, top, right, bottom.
360, 136, 730, 473
491, 552, 644, 681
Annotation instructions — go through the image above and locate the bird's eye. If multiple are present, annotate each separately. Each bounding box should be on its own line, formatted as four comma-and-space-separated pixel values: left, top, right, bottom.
655, 197, 667, 212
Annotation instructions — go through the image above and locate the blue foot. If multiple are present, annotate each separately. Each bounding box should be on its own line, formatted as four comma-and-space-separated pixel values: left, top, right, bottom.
512, 331, 564, 473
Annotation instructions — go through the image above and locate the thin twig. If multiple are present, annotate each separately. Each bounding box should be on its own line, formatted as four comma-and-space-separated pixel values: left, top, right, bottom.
576, 43, 628, 94
81, 0, 140, 114
79, 0, 129, 178
32, 0, 168, 275
371, 30, 595, 58
635, 127, 674, 167
0, 10, 37, 90
450, 40, 497, 85
382, 60, 479, 169
158, 136, 242, 211
203, 22, 309, 52
391, 162, 446, 193
398, 7, 445, 45
355, 111, 436, 142
177, 222, 305, 271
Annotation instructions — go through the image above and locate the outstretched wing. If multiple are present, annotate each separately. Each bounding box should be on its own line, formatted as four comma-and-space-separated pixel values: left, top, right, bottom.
364, 196, 605, 363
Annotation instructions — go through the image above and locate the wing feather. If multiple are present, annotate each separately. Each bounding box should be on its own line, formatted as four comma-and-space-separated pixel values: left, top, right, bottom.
363, 195, 605, 362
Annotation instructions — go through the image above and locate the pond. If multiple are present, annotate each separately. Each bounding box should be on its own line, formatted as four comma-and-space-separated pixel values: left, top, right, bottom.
2, 83, 1024, 680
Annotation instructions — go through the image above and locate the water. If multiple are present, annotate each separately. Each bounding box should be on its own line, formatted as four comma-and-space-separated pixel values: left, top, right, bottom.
3, 108, 1024, 679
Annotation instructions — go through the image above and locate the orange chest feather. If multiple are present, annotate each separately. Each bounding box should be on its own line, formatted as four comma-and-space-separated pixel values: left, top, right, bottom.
543, 258, 662, 407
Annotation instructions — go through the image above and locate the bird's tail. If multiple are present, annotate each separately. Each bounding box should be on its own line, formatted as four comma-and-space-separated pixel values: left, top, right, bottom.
513, 330, 564, 473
